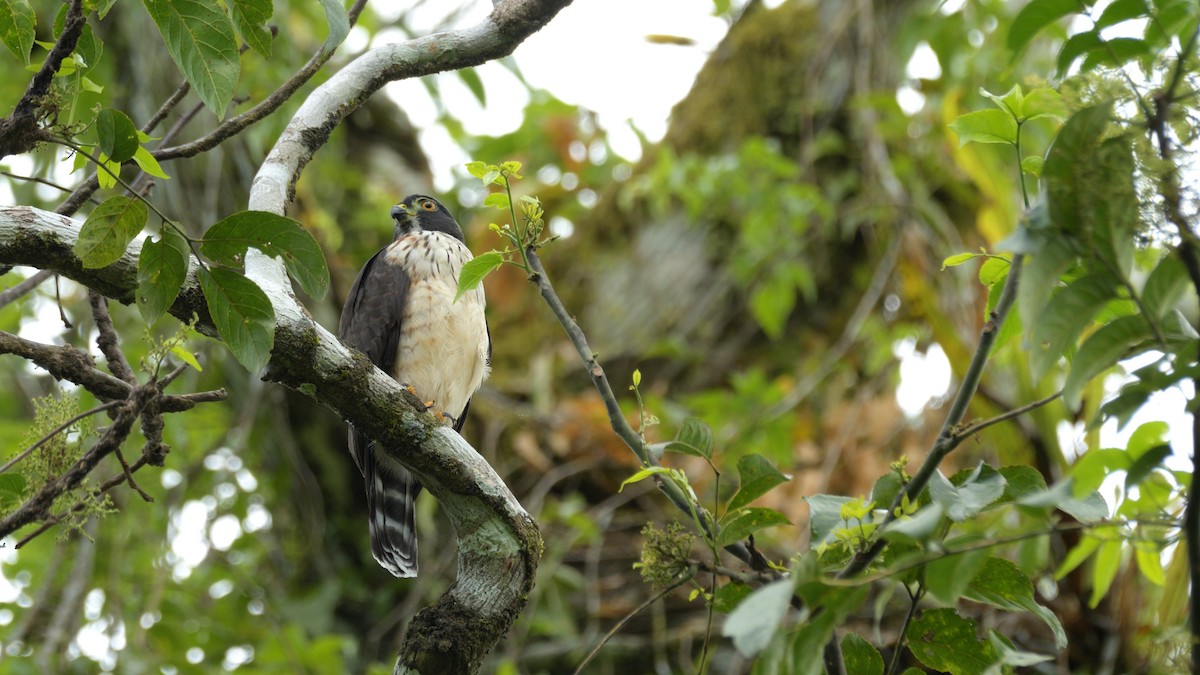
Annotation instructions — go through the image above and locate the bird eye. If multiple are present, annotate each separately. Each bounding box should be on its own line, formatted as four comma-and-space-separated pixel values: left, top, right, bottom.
420, 199, 437, 211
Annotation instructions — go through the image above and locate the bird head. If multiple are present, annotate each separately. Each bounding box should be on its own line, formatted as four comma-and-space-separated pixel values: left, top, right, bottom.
391, 195, 465, 242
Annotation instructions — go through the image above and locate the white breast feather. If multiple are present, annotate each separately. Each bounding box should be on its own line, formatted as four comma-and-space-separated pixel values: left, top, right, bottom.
385, 232, 489, 421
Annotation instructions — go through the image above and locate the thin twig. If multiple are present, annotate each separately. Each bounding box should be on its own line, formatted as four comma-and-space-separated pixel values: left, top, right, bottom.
89, 290, 136, 383
573, 569, 695, 675
949, 391, 1062, 442
839, 254, 1026, 580
0, 269, 54, 308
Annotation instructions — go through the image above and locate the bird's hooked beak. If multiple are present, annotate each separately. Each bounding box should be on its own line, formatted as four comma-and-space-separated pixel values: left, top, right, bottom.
391, 203, 418, 236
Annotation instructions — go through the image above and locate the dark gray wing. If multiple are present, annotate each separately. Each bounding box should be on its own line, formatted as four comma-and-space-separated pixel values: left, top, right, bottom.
338, 246, 421, 577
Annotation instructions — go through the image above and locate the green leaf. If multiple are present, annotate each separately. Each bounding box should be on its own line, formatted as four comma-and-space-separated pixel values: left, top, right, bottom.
926, 546, 990, 605
712, 581, 753, 613
0, 473, 27, 508
806, 494, 854, 544
750, 271, 796, 340
1134, 542, 1166, 586
137, 226, 190, 324
882, 503, 945, 543
1096, 0, 1149, 29
789, 610, 838, 675
142, 0, 240, 117
1063, 314, 1153, 410
1070, 448, 1131, 496
906, 608, 998, 675
1127, 421, 1169, 460
230, 0, 272, 57
1143, 255, 1188, 321
998, 465, 1048, 503
76, 196, 148, 268
964, 557, 1067, 648
980, 84, 1024, 118
721, 577, 794, 657
1056, 534, 1101, 579
941, 252, 980, 269
949, 109, 1018, 146
728, 454, 790, 512
318, 0, 349, 54
0, 0, 35, 64
1089, 538, 1123, 607
664, 417, 714, 460
133, 145, 170, 179
483, 191, 510, 210
455, 251, 504, 302
840, 633, 884, 675
465, 161, 489, 179
171, 344, 203, 371
1044, 103, 1113, 235
618, 465, 671, 492
1017, 232, 1076, 331
1057, 30, 1102, 76
1008, 0, 1081, 54
1080, 37, 1150, 71
201, 211, 329, 300
459, 67, 486, 105
96, 108, 140, 163
1020, 155, 1044, 176
1029, 272, 1119, 380
930, 465, 1006, 521
53, 5, 101, 72
716, 507, 790, 548
197, 266, 275, 371
1125, 444, 1171, 490
1021, 87, 1068, 121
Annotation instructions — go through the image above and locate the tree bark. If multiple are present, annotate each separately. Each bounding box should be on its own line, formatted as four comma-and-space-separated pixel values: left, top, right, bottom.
0, 0, 575, 671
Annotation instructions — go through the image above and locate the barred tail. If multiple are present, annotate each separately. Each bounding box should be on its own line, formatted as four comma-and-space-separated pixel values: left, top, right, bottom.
365, 455, 421, 578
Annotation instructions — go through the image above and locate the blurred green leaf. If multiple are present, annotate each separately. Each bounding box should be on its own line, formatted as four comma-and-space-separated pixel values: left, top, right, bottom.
722, 576, 793, 657
964, 557, 1067, 648
318, 0, 349, 54
1009, 0, 1080, 55
230, 0, 273, 57
841, 633, 884, 675
456, 251, 504, 302
1063, 314, 1153, 410
716, 507, 789, 548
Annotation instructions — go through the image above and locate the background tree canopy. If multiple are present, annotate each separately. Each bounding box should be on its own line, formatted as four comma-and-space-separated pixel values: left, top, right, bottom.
0, 0, 1198, 673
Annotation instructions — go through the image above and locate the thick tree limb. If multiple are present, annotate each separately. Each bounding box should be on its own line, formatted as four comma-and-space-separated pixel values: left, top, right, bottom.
1, 0, 571, 671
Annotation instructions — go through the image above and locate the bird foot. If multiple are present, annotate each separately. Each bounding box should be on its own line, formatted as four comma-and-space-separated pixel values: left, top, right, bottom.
434, 410, 458, 427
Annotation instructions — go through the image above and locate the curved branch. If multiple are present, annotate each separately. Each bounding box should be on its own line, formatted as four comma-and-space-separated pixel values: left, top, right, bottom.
246, 1, 571, 672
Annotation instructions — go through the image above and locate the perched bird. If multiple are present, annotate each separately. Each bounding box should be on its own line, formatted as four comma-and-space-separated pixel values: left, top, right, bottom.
338, 195, 491, 577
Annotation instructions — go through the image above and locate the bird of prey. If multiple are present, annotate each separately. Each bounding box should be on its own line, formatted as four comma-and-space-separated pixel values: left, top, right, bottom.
338, 195, 491, 578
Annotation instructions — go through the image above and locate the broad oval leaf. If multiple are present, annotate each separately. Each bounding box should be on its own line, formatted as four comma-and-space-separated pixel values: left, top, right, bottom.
142, 0, 240, 117
197, 266, 275, 371
96, 108, 139, 163
949, 109, 1018, 146
201, 211, 329, 299
728, 453, 790, 512
76, 196, 148, 268
906, 608, 998, 674
664, 417, 714, 460
715, 507, 790, 548
1, 0, 36, 64
137, 225, 190, 324
1056, 30, 1102, 77
455, 250, 505, 302
841, 633, 884, 675
964, 557, 1067, 648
